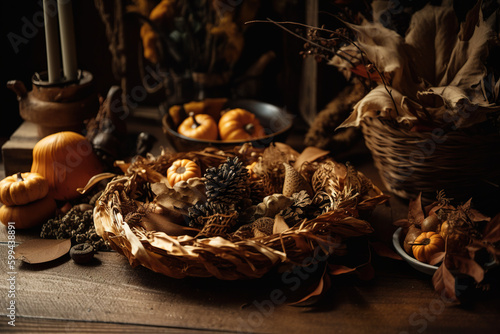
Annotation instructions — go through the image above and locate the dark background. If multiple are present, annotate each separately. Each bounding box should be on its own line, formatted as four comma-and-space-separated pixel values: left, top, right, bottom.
0, 1, 311, 141
3, 0, 484, 146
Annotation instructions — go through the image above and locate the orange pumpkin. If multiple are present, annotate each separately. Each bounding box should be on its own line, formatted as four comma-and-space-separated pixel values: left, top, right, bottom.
0, 195, 57, 229
218, 108, 266, 141
167, 159, 202, 186
177, 113, 218, 140
439, 221, 469, 255
0, 172, 49, 206
412, 231, 445, 264
31, 131, 103, 201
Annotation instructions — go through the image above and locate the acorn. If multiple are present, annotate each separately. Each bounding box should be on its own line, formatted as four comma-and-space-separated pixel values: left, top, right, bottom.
251, 217, 275, 238
282, 163, 313, 197
70, 243, 95, 264
232, 217, 275, 239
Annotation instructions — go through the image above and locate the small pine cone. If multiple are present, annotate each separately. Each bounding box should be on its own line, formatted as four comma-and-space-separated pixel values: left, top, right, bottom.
282, 163, 313, 197
188, 201, 230, 229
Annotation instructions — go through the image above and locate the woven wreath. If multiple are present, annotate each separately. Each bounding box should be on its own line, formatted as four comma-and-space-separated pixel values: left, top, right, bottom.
92, 143, 388, 279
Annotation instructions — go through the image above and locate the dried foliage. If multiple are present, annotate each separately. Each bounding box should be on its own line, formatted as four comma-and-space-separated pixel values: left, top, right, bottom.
396, 192, 499, 302
329, 3, 500, 131
273, 2, 499, 132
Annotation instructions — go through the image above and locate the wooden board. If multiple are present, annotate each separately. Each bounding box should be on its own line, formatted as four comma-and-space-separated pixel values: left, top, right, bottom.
1, 187, 499, 333
1, 121, 39, 176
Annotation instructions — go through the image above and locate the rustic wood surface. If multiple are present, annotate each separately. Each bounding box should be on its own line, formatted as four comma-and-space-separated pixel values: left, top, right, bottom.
1, 112, 499, 333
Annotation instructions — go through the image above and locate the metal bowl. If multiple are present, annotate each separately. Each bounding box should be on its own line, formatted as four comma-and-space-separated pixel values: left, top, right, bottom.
162, 99, 294, 152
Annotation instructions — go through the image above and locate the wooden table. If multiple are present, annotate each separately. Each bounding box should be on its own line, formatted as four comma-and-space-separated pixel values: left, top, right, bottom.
1, 112, 499, 333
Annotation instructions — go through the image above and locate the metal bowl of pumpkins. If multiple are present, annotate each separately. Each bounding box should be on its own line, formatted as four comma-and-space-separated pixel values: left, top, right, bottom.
161, 98, 293, 152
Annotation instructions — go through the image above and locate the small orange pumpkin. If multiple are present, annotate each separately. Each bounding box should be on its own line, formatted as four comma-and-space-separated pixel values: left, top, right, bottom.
167, 159, 202, 186
0, 172, 49, 206
0, 195, 57, 229
412, 231, 445, 264
218, 108, 266, 141
31, 131, 103, 201
177, 113, 218, 140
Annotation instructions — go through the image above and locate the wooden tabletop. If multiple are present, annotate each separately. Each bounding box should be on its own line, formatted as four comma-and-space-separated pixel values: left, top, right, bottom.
1, 112, 499, 333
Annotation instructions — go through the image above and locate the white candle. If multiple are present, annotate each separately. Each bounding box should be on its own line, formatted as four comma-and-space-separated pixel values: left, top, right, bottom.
58, 0, 78, 81
43, 0, 61, 83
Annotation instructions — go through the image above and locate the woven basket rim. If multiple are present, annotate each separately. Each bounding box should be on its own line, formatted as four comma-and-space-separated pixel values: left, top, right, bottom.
360, 117, 500, 202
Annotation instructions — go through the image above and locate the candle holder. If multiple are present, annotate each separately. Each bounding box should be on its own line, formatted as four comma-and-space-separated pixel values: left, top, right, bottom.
7, 70, 98, 138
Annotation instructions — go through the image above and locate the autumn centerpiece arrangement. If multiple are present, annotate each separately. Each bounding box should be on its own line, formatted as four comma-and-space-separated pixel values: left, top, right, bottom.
92, 143, 389, 279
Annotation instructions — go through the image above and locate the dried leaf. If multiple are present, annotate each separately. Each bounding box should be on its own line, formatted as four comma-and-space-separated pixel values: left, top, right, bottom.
140, 212, 198, 236
408, 193, 425, 226
77, 172, 117, 194
293, 146, 330, 170
273, 215, 289, 234
405, 4, 458, 86
441, 7, 493, 91
467, 207, 491, 224
429, 251, 445, 266
287, 266, 330, 306
15, 239, 71, 264
344, 18, 421, 97
458, 0, 482, 41
450, 255, 485, 283
154, 177, 206, 214
432, 262, 457, 301
337, 86, 417, 129
350, 63, 382, 81
329, 264, 357, 275
332, 3, 498, 129
482, 213, 500, 243
417, 87, 500, 128
393, 218, 411, 228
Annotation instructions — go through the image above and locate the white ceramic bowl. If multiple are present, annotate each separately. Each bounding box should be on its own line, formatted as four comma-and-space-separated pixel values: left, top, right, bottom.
392, 227, 438, 275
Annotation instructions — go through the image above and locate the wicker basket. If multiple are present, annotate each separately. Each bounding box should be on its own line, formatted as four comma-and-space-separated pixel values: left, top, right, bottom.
361, 117, 500, 203
93, 145, 388, 280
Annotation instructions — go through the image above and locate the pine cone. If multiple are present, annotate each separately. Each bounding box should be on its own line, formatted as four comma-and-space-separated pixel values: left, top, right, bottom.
282, 163, 313, 197
205, 157, 249, 206
188, 201, 230, 228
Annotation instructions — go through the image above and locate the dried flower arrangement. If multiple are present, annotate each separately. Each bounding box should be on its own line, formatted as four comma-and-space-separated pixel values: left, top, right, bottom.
273, 1, 500, 201
91, 143, 389, 280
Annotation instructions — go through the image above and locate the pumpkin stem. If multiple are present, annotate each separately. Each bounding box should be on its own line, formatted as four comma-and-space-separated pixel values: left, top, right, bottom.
16, 172, 24, 182
244, 123, 255, 135
190, 112, 200, 129
176, 166, 187, 175
408, 238, 431, 246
